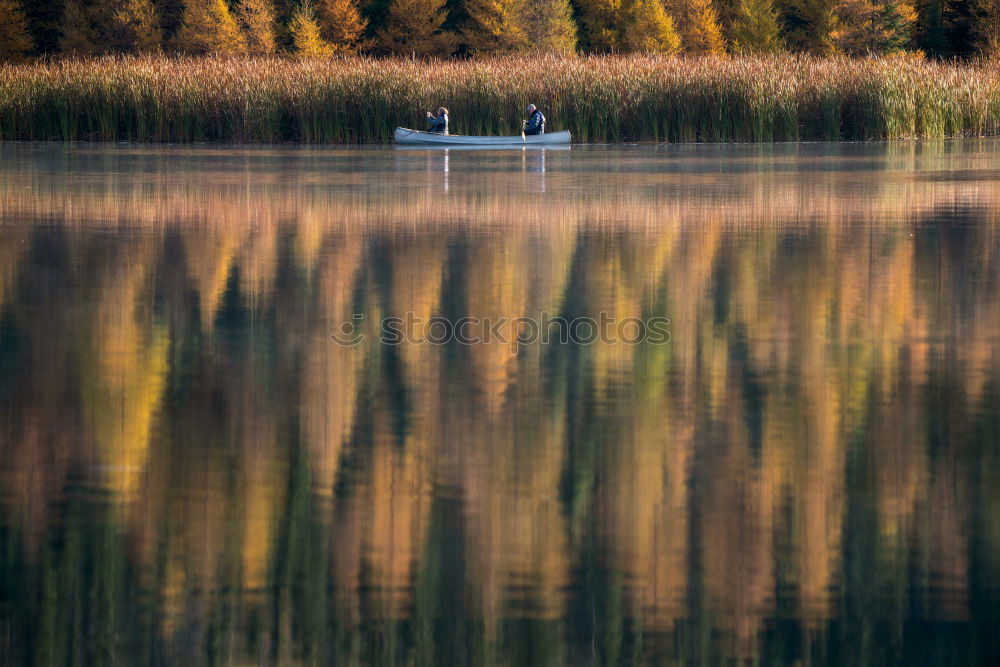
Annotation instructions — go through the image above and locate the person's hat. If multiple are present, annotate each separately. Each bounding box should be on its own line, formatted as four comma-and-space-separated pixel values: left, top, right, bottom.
526, 104, 536, 112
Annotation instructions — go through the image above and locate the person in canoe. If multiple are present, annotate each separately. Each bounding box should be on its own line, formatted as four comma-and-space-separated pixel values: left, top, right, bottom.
425, 107, 449, 134
523, 104, 545, 136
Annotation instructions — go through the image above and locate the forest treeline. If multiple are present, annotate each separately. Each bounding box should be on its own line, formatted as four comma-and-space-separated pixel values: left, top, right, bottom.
0, 0, 998, 62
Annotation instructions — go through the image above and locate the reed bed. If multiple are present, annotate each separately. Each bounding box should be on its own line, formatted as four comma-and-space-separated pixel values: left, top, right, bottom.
1, 54, 998, 143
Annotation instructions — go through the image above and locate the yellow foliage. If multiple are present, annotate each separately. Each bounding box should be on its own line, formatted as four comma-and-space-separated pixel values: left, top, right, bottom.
318, 0, 369, 53
290, 2, 335, 57
237, 0, 278, 55
0, 0, 33, 61
462, 0, 529, 54
578, 0, 681, 53
623, 0, 682, 53
378, 0, 457, 56
833, 0, 918, 54
669, 0, 727, 54
174, 0, 247, 54
109, 0, 163, 53
522, 0, 579, 53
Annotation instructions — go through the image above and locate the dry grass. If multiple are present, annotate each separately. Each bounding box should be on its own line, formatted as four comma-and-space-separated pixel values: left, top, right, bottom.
1, 54, 998, 143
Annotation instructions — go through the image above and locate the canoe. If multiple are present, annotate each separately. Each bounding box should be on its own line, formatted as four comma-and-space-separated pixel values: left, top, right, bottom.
394, 127, 571, 146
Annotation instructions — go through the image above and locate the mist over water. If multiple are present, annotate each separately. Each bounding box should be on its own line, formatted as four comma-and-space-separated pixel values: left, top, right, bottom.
0, 142, 998, 665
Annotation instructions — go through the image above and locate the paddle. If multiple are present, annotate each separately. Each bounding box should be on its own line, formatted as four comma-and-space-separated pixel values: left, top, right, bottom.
521, 119, 526, 143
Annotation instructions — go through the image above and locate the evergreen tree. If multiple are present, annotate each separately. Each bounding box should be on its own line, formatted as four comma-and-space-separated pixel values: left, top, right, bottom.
917, 0, 947, 56
317, 0, 369, 53
784, 0, 840, 53
521, 0, 578, 53
290, 1, 334, 55
730, 0, 782, 52
462, 0, 528, 54
155, 0, 186, 40
881, 0, 918, 51
107, 0, 163, 52
0, 0, 34, 61
378, 0, 457, 56
941, 0, 974, 57
970, 0, 1000, 57
21, 0, 62, 53
575, 0, 619, 52
238, 0, 278, 54
174, 0, 247, 53
60, 0, 100, 55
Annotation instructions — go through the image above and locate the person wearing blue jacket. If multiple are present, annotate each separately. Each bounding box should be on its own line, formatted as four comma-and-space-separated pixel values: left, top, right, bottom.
523, 104, 545, 136
425, 107, 449, 134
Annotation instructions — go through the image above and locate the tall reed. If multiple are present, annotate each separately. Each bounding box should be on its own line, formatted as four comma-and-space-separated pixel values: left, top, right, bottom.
1, 54, 998, 143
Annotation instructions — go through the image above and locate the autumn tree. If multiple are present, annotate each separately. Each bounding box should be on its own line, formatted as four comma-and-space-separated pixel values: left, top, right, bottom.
784, 0, 840, 54
521, 0, 579, 53
729, 0, 782, 52
462, 0, 529, 54
577, 0, 681, 53
290, 1, 334, 56
882, 0, 919, 52
378, 0, 457, 56
833, 0, 917, 54
174, 0, 246, 54
0, 0, 34, 61
317, 0, 368, 53
106, 0, 162, 52
671, 0, 727, 53
238, 0, 278, 54
622, 0, 683, 52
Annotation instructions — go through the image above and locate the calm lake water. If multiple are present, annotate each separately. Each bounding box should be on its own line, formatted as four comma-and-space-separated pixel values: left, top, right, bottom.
0, 142, 998, 665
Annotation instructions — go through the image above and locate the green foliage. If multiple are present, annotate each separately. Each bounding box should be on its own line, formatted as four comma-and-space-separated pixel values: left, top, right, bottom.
730, 0, 783, 52
785, 0, 841, 54
60, 0, 101, 55
834, 0, 918, 54
917, 0, 946, 56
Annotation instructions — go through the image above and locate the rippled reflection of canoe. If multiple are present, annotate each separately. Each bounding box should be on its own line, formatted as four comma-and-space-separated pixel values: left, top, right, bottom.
394, 127, 572, 146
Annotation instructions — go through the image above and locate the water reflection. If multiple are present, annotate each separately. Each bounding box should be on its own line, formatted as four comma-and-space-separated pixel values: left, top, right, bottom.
0, 143, 998, 665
